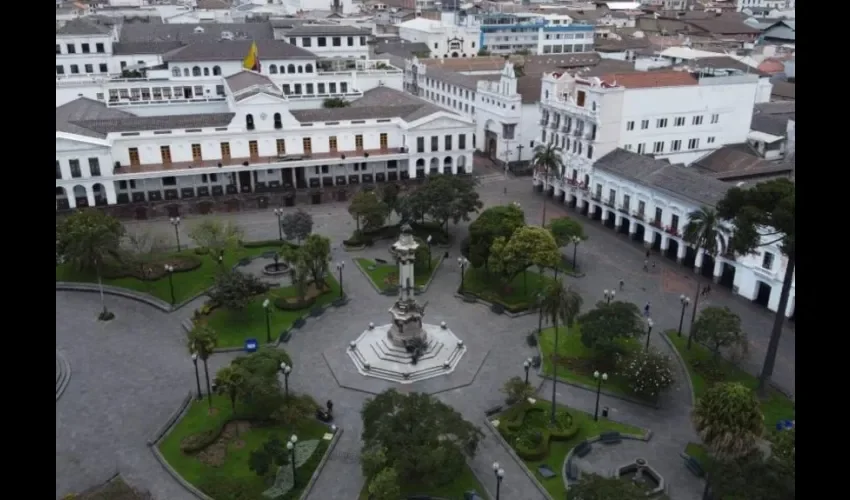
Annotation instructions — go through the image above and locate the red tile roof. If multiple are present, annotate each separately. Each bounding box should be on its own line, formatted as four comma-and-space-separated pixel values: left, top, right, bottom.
599, 71, 699, 89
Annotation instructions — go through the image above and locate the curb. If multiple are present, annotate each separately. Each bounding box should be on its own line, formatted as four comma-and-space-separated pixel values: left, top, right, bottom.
298, 427, 343, 500
453, 292, 536, 318
56, 350, 72, 402
482, 418, 553, 500
660, 331, 697, 407
351, 255, 445, 296
56, 282, 172, 312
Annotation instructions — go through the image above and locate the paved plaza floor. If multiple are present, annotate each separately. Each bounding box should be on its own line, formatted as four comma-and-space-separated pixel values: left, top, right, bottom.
57, 166, 795, 499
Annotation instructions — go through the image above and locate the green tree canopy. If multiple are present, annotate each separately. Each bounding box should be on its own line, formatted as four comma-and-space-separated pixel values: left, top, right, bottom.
488, 225, 559, 284
280, 209, 313, 243
360, 390, 484, 488
418, 175, 483, 232
207, 269, 269, 311
56, 209, 124, 272
230, 348, 291, 419
717, 178, 795, 394
531, 143, 564, 225
578, 301, 645, 351
547, 217, 587, 248
188, 220, 243, 254
187, 324, 218, 362
705, 450, 794, 500
692, 306, 748, 360
348, 191, 389, 232
323, 97, 350, 108
467, 204, 525, 268
300, 234, 331, 287
569, 473, 664, 500
692, 382, 764, 459
381, 183, 401, 217
367, 467, 401, 500
214, 365, 248, 411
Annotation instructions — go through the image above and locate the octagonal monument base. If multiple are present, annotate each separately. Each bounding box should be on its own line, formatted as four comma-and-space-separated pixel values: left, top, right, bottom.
348, 323, 466, 384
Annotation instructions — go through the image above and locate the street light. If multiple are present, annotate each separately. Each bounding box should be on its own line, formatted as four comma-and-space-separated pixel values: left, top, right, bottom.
191, 353, 202, 401
457, 257, 469, 292
274, 208, 285, 241
336, 262, 345, 298
217, 253, 224, 268
492, 462, 505, 500
280, 362, 292, 398
286, 435, 298, 487
263, 299, 271, 343
678, 294, 691, 337
170, 217, 182, 252
603, 289, 615, 304
523, 358, 532, 385
570, 235, 582, 270
165, 264, 176, 305
645, 318, 654, 351
536, 293, 545, 333
593, 370, 608, 421
426, 235, 433, 271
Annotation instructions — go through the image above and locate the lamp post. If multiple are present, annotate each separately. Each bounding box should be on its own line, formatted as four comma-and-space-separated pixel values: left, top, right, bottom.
286, 435, 298, 487
165, 264, 176, 305
677, 294, 691, 337
523, 358, 531, 385
426, 235, 433, 271
274, 208, 284, 241
593, 370, 608, 421
336, 261, 345, 298
191, 353, 202, 401
603, 289, 615, 304
217, 253, 224, 268
263, 298, 271, 343
492, 462, 505, 500
457, 257, 469, 292
570, 235, 581, 269
280, 362, 292, 398
536, 293, 544, 333
170, 217, 182, 252
645, 318, 654, 351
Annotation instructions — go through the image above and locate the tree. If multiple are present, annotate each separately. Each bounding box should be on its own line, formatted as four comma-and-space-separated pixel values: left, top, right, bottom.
122, 230, 168, 280
619, 349, 675, 400
502, 376, 535, 404
467, 204, 525, 269
56, 209, 124, 272
691, 382, 763, 459
361, 390, 484, 488
280, 209, 313, 244
381, 183, 401, 219
682, 207, 730, 338
231, 348, 291, 419
488, 226, 559, 288
419, 175, 483, 233
569, 474, 658, 500
187, 325, 218, 407
367, 467, 401, 500
531, 143, 564, 226
214, 365, 247, 411
540, 279, 582, 423
282, 245, 311, 302
578, 301, 645, 368
548, 217, 588, 269
361, 445, 389, 480
207, 269, 269, 311
704, 451, 794, 500
692, 306, 749, 361
323, 97, 350, 108
348, 191, 389, 232
300, 234, 331, 288
249, 436, 288, 482
717, 178, 795, 395
188, 220, 243, 256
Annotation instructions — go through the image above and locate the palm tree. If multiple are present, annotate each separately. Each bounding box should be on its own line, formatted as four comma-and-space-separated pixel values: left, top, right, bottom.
691, 382, 763, 459
188, 325, 219, 411
531, 143, 565, 227
540, 279, 583, 423
214, 365, 246, 412
682, 207, 729, 349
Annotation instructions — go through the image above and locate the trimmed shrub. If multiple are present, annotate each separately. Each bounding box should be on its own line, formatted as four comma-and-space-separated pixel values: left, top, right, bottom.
180, 419, 231, 454
102, 255, 202, 280
526, 333, 538, 347
272, 283, 328, 311
503, 406, 581, 461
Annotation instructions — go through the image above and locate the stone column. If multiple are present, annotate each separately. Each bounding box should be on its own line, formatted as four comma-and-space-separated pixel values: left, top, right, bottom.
660, 235, 670, 252
601, 208, 609, 222
694, 250, 705, 274
616, 215, 626, 232
85, 184, 96, 208
105, 181, 118, 205
712, 258, 724, 284
408, 161, 417, 179
643, 230, 654, 249
676, 242, 687, 264
628, 219, 637, 238
67, 191, 77, 209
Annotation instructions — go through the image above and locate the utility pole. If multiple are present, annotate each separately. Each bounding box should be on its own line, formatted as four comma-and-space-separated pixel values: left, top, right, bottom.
516, 144, 525, 168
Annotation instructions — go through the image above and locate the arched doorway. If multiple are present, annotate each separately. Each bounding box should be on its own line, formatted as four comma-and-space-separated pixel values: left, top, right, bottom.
443, 156, 453, 174
73, 185, 88, 207
718, 262, 736, 289
56, 186, 70, 210
665, 238, 680, 261
415, 158, 425, 179
632, 223, 645, 242
484, 119, 498, 161
700, 254, 716, 279
451, 52, 459, 58
753, 281, 772, 308
683, 247, 698, 268
457, 155, 467, 174
604, 212, 616, 229
429, 157, 440, 175
92, 183, 107, 206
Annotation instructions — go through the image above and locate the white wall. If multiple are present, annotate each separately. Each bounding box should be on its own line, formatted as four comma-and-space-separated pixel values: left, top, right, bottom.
284, 34, 370, 60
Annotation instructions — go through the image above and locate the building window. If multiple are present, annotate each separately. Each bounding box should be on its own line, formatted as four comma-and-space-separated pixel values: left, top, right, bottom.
654, 207, 662, 224
282, 84, 291, 95
576, 90, 586, 107
458, 134, 466, 149
221, 142, 231, 160
329, 136, 338, 152
674, 117, 685, 127
347, 36, 354, 46
626, 121, 634, 131
287, 64, 296, 73
191, 144, 202, 161
56, 65, 64, 75
249, 140, 259, 158
294, 84, 302, 94
332, 37, 341, 47
318, 37, 327, 47
289, 37, 297, 45
84, 64, 93, 74
303, 137, 312, 154
623, 195, 630, 211
762, 252, 774, 270
431, 136, 439, 152
302, 37, 312, 47
360, 36, 366, 45
653, 141, 664, 153
637, 200, 645, 215
212, 66, 221, 76
246, 114, 255, 130
277, 139, 286, 155
317, 83, 325, 94
81, 43, 90, 53
69, 159, 82, 177
273, 113, 282, 129
128, 148, 140, 166
380, 133, 388, 150
99, 63, 108, 73
711, 114, 719, 124
56, 161, 62, 180
305, 64, 313, 73
161, 146, 172, 164
66, 44, 75, 54
444, 135, 452, 150
688, 138, 700, 149
417, 137, 425, 153
70, 65, 79, 74
692, 115, 704, 126
640, 120, 649, 130
637, 143, 645, 154
671, 140, 682, 152
355, 135, 364, 150
707, 136, 715, 144
587, 145, 593, 159
656, 118, 668, 128
56, 44, 61, 54
96, 43, 105, 53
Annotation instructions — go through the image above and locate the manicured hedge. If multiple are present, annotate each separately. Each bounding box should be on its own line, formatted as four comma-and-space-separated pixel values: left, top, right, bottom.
180, 418, 233, 454
502, 406, 581, 461
101, 255, 202, 281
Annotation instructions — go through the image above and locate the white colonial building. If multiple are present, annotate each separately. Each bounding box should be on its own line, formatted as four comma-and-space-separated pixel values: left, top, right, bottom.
56, 75, 475, 212
397, 12, 482, 59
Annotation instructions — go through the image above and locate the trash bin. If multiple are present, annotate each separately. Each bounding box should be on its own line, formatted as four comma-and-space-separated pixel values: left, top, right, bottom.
601, 407, 609, 418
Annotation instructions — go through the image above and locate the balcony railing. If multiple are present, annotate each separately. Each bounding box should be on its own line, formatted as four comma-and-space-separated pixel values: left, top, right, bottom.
565, 178, 578, 186
539, 119, 548, 126
577, 183, 589, 191
665, 226, 681, 238
573, 129, 583, 137
604, 199, 616, 208
561, 126, 571, 133
632, 211, 645, 221
618, 204, 630, 214
649, 219, 663, 229
549, 122, 559, 129
591, 194, 602, 202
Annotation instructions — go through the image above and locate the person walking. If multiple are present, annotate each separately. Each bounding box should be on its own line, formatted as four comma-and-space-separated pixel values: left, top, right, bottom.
619, 279, 625, 291
644, 302, 651, 317
643, 259, 649, 272
645, 249, 651, 259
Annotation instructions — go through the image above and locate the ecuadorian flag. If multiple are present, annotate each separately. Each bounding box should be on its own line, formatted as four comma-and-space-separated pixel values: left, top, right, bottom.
243, 41, 261, 72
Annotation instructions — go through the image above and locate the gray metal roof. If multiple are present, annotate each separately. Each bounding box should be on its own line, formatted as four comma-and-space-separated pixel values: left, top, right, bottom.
374, 41, 430, 58
290, 86, 448, 123
225, 70, 275, 93
750, 113, 789, 137
282, 24, 371, 36
594, 149, 731, 207
56, 98, 136, 139
113, 41, 185, 55
164, 39, 315, 62
118, 22, 274, 43
57, 18, 111, 36
72, 113, 236, 135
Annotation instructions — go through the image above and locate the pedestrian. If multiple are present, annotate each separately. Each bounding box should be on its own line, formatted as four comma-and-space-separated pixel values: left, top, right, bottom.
326, 400, 334, 415
645, 249, 651, 259
704, 284, 712, 296
644, 302, 651, 317
619, 279, 625, 291
643, 259, 649, 272
651, 260, 656, 270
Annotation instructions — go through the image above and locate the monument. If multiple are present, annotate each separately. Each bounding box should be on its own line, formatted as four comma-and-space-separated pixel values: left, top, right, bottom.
348, 224, 466, 383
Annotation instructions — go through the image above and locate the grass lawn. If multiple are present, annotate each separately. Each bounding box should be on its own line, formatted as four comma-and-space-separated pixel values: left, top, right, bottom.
354, 257, 439, 289
496, 400, 643, 499
202, 276, 341, 348
664, 330, 795, 441
462, 267, 556, 309
159, 394, 330, 500
538, 326, 640, 400
357, 465, 490, 500
56, 243, 281, 304
685, 442, 710, 465
75, 475, 147, 500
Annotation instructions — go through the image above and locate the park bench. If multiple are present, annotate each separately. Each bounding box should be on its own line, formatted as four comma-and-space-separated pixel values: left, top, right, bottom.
600, 431, 622, 444
566, 459, 581, 481
375, 258, 388, 264
538, 464, 557, 479
573, 441, 592, 458
531, 355, 541, 369
685, 456, 705, 478
485, 405, 503, 417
